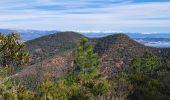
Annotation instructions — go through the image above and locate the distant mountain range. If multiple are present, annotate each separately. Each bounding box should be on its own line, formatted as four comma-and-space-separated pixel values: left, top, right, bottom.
82, 32, 170, 38
0, 29, 170, 48
0, 29, 57, 41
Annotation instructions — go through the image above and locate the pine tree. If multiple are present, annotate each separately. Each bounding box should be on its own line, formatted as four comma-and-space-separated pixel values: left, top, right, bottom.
74, 37, 99, 73
71, 38, 110, 98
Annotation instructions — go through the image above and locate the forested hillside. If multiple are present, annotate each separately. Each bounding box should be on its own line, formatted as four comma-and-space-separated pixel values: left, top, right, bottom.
0, 32, 170, 100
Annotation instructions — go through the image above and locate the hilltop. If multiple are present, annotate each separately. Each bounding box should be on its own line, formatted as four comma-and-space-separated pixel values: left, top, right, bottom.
12, 31, 84, 78
94, 34, 170, 77
12, 32, 170, 78
25, 31, 84, 65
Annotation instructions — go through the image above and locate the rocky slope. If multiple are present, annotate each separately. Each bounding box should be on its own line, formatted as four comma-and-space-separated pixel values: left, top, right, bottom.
12, 32, 170, 78
94, 34, 170, 77
25, 31, 84, 65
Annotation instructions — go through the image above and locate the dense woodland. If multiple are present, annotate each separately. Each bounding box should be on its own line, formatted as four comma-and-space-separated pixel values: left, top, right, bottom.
0, 33, 170, 100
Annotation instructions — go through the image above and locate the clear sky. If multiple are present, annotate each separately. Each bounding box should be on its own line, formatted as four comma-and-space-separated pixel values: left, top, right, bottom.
0, 0, 170, 33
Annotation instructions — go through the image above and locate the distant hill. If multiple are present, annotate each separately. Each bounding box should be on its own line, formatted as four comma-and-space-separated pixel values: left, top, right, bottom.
12, 31, 84, 78
25, 31, 84, 65
11, 32, 170, 78
94, 34, 145, 76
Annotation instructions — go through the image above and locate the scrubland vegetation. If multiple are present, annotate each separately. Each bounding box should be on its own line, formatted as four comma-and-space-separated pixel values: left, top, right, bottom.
0, 33, 170, 100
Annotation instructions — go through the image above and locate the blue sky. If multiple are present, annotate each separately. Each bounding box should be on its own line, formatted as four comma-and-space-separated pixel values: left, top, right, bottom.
0, 0, 170, 33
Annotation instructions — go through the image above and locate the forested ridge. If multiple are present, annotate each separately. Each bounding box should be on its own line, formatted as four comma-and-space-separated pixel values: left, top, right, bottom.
0, 32, 170, 100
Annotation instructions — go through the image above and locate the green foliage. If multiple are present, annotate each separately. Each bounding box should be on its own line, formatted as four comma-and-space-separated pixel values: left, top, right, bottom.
110, 72, 132, 100
0, 33, 29, 74
58, 38, 110, 99
3, 34, 170, 100
74, 37, 99, 72
0, 37, 110, 100
166, 55, 170, 71
141, 52, 161, 72
130, 57, 142, 72
128, 72, 168, 100
0, 68, 36, 100
16, 74, 41, 92
1, 82, 36, 100
130, 52, 161, 74
128, 52, 170, 100
37, 77, 109, 100
93, 80, 110, 95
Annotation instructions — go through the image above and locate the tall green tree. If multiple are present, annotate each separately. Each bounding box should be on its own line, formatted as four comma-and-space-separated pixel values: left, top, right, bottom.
29, 38, 110, 100
74, 37, 99, 73
68, 38, 110, 99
